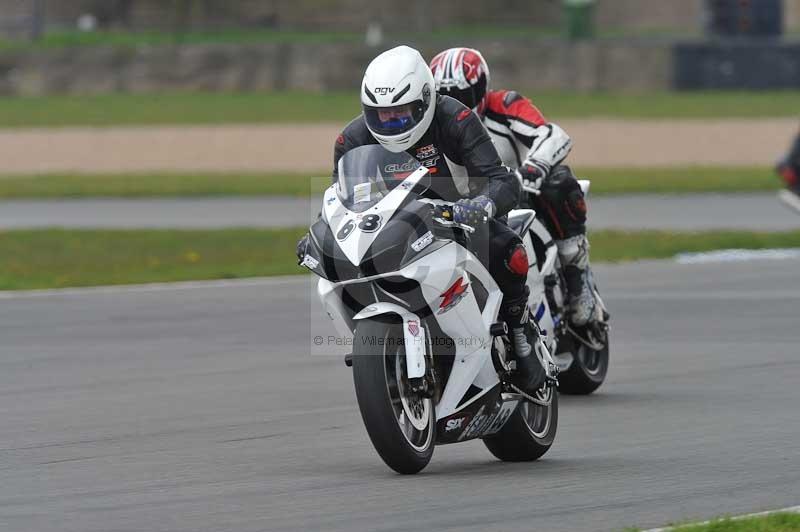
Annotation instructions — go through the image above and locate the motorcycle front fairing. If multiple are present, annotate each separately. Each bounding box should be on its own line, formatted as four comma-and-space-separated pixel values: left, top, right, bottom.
309, 148, 442, 382
304, 145, 506, 422
311, 155, 430, 288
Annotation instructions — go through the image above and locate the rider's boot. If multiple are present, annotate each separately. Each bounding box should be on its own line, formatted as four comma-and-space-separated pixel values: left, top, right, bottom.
501, 292, 546, 394
557, 234, 597, 327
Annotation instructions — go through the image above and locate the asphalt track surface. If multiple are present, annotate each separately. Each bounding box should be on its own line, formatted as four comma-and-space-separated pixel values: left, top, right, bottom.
2, 192, 800, 230
2, 259, 799, 532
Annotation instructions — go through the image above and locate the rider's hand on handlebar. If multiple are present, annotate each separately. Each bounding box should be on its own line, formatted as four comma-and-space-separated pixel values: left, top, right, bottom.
517, 159, 550, 192
453, 196, 495, 227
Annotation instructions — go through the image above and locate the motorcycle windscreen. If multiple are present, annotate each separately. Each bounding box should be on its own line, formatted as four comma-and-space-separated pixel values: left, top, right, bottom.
336, 145, 427, 213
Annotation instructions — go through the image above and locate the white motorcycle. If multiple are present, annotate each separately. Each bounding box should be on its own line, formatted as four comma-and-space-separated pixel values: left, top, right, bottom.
518, 177, 611, 396
301, 145, 606, 474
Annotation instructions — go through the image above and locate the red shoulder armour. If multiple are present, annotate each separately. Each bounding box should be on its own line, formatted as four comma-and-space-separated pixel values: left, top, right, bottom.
485, 90, 547, 127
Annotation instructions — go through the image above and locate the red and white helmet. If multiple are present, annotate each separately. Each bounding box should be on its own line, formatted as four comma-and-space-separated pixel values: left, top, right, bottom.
429, 47, 491, 115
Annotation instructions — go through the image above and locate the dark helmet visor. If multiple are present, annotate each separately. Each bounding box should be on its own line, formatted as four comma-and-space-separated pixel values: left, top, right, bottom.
363, 100, 428, 136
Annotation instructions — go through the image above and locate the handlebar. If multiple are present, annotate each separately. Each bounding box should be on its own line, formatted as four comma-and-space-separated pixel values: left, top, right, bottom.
432, 216, 476, 234
522, 184, 542, 196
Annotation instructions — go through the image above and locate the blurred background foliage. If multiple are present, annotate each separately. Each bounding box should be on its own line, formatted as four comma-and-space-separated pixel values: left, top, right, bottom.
2, 0, 798, 46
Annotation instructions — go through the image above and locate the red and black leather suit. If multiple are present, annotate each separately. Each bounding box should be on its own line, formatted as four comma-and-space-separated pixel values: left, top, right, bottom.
481, 89, 587, 240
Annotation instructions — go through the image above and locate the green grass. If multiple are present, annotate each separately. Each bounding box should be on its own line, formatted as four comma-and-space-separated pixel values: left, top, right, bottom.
0, 29, 362, 50
527, 91, 800, 120
647, 512, 800, 531
582, 166, 780, 196
0, 91, 797, 128
2, 26, 554, 50
0, 92, 356, 128
0, 172, 329, 198
2, 228, 800, 290
589, 229, 800, 263
0, 227, 306, 290
0, 25, 707, 51
0, 167, 779, 199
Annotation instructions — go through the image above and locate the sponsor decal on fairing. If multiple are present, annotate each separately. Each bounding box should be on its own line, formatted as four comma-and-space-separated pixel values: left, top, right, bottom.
410, 231, 434, 252
300, 255, 319, 270
444, 414, 470, 432
457, 400, 518, 441
438, 276, 469, 314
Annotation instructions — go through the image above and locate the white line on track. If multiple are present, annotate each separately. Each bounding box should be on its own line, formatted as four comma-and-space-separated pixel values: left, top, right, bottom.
609, 289, 800, 301
0, 275, 309, 300
642, 504, 800, 532
676, 248, 800, 264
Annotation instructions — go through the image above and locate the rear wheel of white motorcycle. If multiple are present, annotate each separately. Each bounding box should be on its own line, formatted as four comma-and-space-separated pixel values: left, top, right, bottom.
482, 387, 558, 462
352, 319, 435, 474
558, 330, 609, 395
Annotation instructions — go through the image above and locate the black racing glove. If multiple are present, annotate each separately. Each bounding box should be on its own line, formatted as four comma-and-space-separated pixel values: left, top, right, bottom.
453, 196, 495, 227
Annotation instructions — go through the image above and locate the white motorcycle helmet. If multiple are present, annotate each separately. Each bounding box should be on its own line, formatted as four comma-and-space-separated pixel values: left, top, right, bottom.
361, 45, 436, 153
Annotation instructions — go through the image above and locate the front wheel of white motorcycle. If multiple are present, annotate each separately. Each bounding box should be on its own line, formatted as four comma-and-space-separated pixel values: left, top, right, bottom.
482, 387, 558, 462
352, 319, 435, 474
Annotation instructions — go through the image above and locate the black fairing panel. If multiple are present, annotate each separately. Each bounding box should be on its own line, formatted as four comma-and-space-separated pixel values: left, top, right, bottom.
360, 199, 434, 278
310, 199, 435, 282
309, 218, 359, 282
435, 384, 517, 445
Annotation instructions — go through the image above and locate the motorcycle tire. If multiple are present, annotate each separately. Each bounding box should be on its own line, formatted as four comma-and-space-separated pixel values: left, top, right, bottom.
482, 388, 558, 462
352, 319, 435, 474
558, 332, 609, 395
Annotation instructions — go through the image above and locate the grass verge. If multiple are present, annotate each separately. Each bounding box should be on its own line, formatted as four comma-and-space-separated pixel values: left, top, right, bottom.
0, 26, 705, 51
0, 91, 798, 128
2, 228, 800, 290
0, 172, 329, 198
588, 230, 800, 263
580, 166, 779, 196
0, 29, 362, 50
0, 167, 778, 199
0, 228, 306, 290
647, 512, 800, 531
